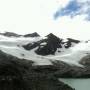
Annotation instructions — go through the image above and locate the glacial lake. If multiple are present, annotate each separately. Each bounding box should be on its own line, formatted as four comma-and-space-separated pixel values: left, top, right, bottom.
59, 78, 90, 90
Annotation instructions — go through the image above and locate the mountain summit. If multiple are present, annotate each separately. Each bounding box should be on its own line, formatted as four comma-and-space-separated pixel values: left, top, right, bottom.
24, 32, 40, 37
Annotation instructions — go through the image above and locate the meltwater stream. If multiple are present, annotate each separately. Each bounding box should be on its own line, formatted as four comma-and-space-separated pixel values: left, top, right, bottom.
59, 79, 90, 90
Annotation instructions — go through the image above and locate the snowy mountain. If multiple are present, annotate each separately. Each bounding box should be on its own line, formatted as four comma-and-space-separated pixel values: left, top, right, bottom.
0, 32, 90, 67
0, 32, 81, 65
0, 32, 90, 89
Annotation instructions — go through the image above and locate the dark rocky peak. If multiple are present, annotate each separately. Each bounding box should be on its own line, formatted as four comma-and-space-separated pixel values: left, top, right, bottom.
0, 32, 22, 37
24, 32, 40, 37
35, 36, 80, 55
46, 33, 63, 47
35, 34, 63, 55
46, 33, 57, 38
67, 38, 80, 43
64, 38, 80, 48
46, 33, 62, 43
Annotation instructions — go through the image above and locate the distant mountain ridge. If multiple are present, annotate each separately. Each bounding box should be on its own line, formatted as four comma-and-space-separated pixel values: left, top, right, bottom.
0, 32, 40, 37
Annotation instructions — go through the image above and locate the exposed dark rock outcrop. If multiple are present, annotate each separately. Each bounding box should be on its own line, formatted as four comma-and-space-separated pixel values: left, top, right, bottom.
0, 50, 33, 90
22, 38, 47, 50
0, 32, 40, 38
24, 32, 40, 37
0, 32, 22, 37
35, 33, 63, 55
79, 55, 90, 66
23, 42, 40, 50
64, 38, 80, 48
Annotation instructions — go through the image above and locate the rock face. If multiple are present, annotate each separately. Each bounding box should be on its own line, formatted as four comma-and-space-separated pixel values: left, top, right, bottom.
35, 33, 63, 55
64, 38, 80, 48
0, 32, 40, 38
79, 55, 90, 66
0, 50, 74, 90
23, 33, 80, 55
24, 32, 40, 37
0, 32, 21, 37
0, 50, 33, 90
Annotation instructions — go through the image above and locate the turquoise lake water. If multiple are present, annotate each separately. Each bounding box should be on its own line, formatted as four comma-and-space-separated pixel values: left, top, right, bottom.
59, 79, 90, 90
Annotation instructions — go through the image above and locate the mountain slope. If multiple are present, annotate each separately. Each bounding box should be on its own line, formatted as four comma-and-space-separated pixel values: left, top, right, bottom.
0, 50, 74, 90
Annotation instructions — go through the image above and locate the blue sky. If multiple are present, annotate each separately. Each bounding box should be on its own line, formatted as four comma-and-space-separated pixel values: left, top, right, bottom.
0, 0, 90, 40
54, 0, 90, 20
54, 0, 82, 19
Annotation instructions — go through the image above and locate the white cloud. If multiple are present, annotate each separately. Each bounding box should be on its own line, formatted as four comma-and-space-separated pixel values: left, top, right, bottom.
0, 0, 70, 35
0, 0, 90, 40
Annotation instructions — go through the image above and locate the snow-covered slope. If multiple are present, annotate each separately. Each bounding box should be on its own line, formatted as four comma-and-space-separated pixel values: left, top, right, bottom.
0, 32, 90, 67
